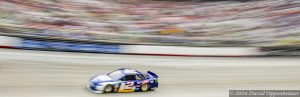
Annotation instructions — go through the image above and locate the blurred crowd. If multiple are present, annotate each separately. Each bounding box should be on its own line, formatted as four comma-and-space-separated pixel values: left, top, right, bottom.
0, 0, 299, 46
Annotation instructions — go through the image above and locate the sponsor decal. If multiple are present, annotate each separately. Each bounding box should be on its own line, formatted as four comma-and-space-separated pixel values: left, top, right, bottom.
20, 39, 120, 53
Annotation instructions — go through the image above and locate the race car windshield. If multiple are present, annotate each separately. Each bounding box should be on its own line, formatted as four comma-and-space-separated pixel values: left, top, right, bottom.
108, 71, 124, 81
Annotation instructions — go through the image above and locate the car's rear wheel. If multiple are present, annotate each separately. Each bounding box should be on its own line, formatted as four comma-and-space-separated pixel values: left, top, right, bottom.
141, 84, 149, 92
103, 85, 114, 93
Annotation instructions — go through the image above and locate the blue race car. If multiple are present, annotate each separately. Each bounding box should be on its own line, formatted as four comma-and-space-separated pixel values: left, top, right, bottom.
87, 68, 158, 93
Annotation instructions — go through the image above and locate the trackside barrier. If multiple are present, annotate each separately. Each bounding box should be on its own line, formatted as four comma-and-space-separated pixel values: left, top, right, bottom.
0, 36, 262, 56
120, 45, 261, 57
0, 36, 21, 48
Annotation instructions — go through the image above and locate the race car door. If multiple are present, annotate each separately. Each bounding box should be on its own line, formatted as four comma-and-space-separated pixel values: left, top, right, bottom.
118, 74, 137, 92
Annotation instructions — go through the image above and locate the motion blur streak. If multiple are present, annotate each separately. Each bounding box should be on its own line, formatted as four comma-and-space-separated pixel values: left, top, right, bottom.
0, 49, 299, 97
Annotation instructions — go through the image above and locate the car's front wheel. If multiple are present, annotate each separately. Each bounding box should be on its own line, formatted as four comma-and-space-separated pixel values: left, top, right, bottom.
103, 85, 114, 93
141, 84, 149, 92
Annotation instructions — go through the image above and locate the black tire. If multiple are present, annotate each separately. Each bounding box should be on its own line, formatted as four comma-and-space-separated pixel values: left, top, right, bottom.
103, 85, 114, 93
141, 84, 149, 92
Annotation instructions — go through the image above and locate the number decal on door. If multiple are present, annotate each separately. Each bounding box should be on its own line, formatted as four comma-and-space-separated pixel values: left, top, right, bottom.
118, 82, 135, 92
124, 82, 134, 90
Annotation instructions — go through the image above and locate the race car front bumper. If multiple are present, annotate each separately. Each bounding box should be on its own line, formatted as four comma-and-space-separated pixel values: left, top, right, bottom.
86, 84, 104, 93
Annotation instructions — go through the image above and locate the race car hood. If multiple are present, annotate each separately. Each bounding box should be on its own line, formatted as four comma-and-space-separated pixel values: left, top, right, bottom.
90, 74, 114, 83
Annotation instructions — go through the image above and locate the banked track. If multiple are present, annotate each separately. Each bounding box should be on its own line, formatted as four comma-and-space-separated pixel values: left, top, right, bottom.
0, 49, 300, 97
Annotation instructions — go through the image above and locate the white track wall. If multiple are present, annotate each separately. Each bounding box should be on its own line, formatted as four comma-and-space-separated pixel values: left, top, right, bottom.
0, 36, 21, 47
0, 36, 261, 56
120, 45, 260, 56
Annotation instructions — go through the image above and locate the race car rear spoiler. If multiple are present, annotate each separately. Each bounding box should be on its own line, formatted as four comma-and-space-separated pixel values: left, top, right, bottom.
147, 71, 158, 78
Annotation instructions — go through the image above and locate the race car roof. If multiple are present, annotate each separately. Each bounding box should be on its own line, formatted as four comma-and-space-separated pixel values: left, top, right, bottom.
118, 68, 142, 75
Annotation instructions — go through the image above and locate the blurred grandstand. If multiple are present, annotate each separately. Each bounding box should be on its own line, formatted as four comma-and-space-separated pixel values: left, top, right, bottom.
0, 0, 299, 47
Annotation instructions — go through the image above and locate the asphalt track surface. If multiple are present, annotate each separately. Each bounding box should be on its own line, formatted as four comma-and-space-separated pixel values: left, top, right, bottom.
0, 49, 300, 97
